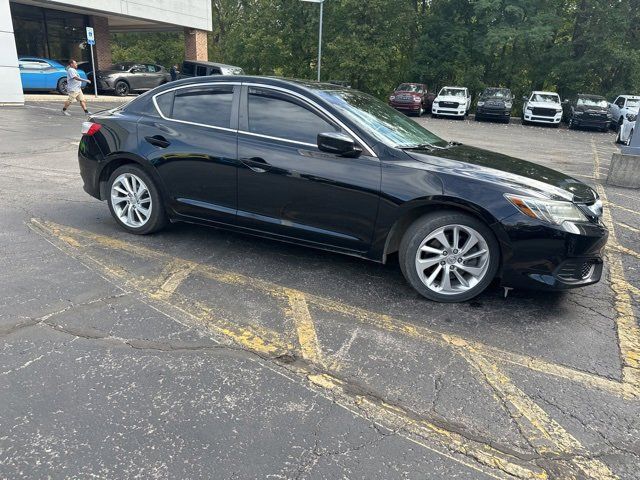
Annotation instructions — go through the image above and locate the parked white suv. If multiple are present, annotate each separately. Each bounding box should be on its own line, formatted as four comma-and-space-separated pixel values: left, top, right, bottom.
431, 87, 471, 118
522, 91, 563, 127
608, 95, 640, 131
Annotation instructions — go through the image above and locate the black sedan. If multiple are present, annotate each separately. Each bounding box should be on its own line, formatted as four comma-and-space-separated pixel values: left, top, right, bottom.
78, 77, 607, 302
90, 63, 170, 96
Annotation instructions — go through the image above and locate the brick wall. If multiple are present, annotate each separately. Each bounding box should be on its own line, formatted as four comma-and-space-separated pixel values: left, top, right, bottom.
91, 16, 111, 71
184, 28, 208, 61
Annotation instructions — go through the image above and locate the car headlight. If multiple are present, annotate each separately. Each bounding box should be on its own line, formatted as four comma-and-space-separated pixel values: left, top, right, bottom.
389, 95, 395, 101
504, 194, 588, 225
504, 102, 512, 109
526, 105, 533, 111
555, 108, 563, 113
413, 96, 422, 102
433, 101, 439, 105
477, 101, 485, 107
626, 113, 637, 122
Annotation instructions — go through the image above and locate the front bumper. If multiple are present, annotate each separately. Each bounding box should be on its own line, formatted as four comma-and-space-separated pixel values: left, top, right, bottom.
572, 116, 610, 128
497, 215, 608, 290
476, 107, 510, 118
432, 105, 466, 116
524, 111, 562, 124
389, 102, 422, 113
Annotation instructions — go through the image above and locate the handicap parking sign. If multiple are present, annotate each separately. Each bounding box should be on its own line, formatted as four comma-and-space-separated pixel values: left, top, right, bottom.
86, 27, 95, 45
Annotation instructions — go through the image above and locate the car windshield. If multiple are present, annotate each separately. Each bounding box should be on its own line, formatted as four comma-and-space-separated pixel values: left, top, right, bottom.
531, 93, 560, 103
316, 88, 446, 148
577, 97, 608, 107
440, 88, 466, 97
108, 64, 133, 71
397, 84, 421, 93
627, 99, 640, 108
482, 88, 510, 98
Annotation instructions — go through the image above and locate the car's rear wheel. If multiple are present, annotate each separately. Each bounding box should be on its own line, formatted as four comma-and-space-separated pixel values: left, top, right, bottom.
107, 165, 166, 234
114, 80, 130, 96
399, 212, 500, 302
57, 78, 68, 95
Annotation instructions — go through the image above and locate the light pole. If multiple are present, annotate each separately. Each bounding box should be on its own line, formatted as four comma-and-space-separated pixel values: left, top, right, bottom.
300, 0, 323, 82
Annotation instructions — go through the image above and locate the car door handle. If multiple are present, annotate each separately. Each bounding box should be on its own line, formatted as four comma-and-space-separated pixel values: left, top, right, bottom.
240, 157, 269, 173
145, 135, 170, 148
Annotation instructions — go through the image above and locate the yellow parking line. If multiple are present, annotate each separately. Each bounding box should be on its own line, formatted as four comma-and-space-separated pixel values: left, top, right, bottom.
616, 221, 639, 234
28, 218, 636, 399
463, 352, 618, 479
607, 191, 640, 202
593, 141, 640, 395
608, 202, 640, 216
613, 244, 640, 261
29, 218, 546, 480
284, 289, 325, 367
150, 259, 198, 300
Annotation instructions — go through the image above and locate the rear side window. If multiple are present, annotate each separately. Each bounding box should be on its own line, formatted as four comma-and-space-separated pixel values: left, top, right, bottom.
182, 62, 194, 76
196, 65, 207, 76
247, 87, 338, 144
155, 91, 174, 117
171, 86, 234, 128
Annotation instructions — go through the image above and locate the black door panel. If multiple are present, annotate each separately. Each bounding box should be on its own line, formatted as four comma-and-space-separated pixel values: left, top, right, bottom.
237, 133, 380, 251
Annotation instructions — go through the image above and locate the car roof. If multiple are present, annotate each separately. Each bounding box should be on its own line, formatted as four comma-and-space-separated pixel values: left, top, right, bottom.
441, 86, 466, 89
154, 75, 352, 93
531, 91, 559, 95
577, 94, 606, 99
183, 60, 241, 69
19, 57, 64, 68
619, 95, 640, 99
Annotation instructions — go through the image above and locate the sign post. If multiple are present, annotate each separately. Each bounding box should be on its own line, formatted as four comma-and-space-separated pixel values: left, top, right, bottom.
86, 26, 98, 98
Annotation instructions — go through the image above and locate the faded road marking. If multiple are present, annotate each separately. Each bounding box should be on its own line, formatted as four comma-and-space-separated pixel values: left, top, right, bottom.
285, 289, 325, 367
616, 222, 639, 234
151, 258, 198, 300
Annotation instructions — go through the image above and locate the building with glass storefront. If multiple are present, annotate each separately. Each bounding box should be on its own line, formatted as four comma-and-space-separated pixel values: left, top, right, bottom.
0, 0, 212, 104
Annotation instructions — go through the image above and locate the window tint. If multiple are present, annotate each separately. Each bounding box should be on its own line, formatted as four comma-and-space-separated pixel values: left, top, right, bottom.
146, 64, 159, 73
210, 67, 222, 75
155, 91, 174, 117
172, 86, 234, 128
247, 88, 338, 144
196, 65, 207, 76
615, 97, 625, 107
182, 62, 194, 75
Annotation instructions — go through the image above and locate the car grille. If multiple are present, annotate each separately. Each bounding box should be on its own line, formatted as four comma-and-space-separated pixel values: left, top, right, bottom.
556, 259, 597, 281
584, 110, 608, 119
439, 101, 459, 108
396, 94, 415, 103
532, 107, 558, 117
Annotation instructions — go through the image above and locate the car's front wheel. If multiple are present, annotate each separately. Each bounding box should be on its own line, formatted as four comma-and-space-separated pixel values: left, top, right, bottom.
57, 78, 68, 95
399, 212, 500, 302
114, 80, 130, 96
107, 165, 167, 234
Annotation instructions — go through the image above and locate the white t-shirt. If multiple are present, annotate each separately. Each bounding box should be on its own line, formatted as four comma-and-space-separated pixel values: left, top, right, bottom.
66, 67, 82, 92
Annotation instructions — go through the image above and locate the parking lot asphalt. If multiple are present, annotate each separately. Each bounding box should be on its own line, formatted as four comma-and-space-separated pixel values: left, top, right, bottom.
1, 102, 639, 479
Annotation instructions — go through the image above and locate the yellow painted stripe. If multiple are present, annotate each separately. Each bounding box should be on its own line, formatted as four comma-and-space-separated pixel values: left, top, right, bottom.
28, 218, 637, 399
464, 351, 618, 479
592, 141, 640, 396
150, 259, 198, 300
284, 289, 325, 366
616, 221, 640, 234
613, 244, 640, 261
608, 202, 640, 216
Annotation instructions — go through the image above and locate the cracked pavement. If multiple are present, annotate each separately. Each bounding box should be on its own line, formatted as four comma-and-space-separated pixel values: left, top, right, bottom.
1, 101, 639, 479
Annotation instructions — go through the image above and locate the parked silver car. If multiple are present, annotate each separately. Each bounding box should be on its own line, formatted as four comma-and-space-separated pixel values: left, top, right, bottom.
91, 63, 171, 96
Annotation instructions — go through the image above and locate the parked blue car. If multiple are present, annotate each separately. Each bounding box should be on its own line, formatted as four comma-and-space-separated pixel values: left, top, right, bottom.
18, 57, 88, 95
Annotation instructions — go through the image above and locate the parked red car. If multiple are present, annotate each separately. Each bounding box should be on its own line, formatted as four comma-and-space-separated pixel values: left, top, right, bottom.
388, 83, 435, 116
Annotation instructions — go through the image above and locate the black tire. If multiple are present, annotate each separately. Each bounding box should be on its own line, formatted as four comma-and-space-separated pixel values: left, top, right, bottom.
57, 77, 68, 95
398, 212, 500, 302
475, 114, 482, 121
521, 117, 528, 126
431, 113, 438, 119
553, 123, 560, 128
114, 80, 130, 97
106, 164, 167, 235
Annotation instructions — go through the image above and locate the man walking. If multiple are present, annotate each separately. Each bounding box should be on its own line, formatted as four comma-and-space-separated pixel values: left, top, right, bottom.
62, 59, 92, 116
170, 64, 180, 82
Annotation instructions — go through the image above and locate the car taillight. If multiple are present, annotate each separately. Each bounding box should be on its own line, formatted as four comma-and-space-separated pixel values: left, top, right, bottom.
81, 121, 101, 136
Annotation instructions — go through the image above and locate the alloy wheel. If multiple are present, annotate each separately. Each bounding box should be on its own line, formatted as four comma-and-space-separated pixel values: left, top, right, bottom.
110, 173, 152, 228
414, 224, 490, 296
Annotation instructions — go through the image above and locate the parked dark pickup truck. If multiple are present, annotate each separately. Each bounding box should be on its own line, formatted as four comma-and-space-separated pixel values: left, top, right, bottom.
564, 94, 611, 131
388, 83, 435, 116
475, 87, 513, 123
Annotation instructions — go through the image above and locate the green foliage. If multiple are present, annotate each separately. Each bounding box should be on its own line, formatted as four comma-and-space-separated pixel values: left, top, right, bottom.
110, 0, 640, 103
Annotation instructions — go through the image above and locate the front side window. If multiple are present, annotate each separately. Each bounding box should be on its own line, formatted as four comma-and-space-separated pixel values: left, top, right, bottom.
316, 88, 445, 148
171, 86, 234, 128
247, 88, 338, 145
615, 97, 625, 107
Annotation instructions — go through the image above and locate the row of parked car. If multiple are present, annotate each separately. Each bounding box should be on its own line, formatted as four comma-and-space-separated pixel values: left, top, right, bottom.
388, 83, 638, 145
18, 57, 244, 97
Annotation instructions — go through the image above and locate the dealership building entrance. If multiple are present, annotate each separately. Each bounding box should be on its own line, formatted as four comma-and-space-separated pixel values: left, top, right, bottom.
0, 0, 212, 104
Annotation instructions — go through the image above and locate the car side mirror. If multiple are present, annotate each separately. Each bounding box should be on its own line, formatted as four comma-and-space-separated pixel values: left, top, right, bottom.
318, 132, 362, 158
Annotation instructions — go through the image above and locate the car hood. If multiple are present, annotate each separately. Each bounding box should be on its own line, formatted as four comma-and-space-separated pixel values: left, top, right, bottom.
480, 96, 509, 103
575, 104, 607, 113
406, 145, 596, 203
436, 95, 466, 102
527, 101, 561, 109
